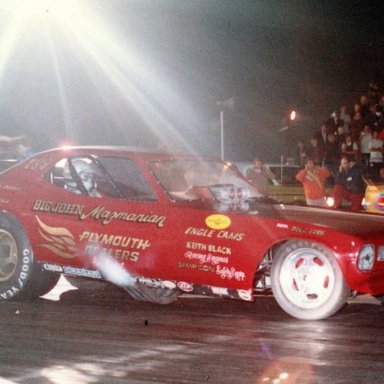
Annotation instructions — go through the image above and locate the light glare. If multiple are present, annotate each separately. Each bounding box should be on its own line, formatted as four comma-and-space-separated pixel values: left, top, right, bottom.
0, 0, 201, 152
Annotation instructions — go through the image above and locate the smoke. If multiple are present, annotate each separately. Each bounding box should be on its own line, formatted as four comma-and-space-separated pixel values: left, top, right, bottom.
92, 250, 135, 288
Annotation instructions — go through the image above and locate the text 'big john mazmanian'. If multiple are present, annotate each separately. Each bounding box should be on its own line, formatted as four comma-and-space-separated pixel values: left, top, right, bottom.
32, 200, 166, 227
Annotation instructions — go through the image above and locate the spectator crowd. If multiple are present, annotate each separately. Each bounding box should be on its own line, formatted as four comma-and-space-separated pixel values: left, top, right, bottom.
291, 81, 384, 210
292, 81, 384, 183
247, 82, 384, 211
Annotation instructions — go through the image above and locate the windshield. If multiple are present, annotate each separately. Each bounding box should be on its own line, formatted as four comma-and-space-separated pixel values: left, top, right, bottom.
150, 159, 262, 201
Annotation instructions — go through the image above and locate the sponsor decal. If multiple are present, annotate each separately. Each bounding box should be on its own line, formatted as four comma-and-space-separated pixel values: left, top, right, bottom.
32, 200, 166, 228
177, 261, 215, 272
136, 277, 164, 289
36, 217, 147, 263
79, 231, 150, 249
216, 231, 244, 241
205, 214, 231, 230
33, 200, 84, 216
135, 278, 177, 290
177, 281, 193, 292
80, 231, 150, 262
63, 266, 101, 279
0, 184, 20, 192
162, 281, 177, 289
276, 223, 288, 229
291, 225, 306, 234
80, 206, 166, 227
238, 289, 253, 301
211, 287, 228, 296
309, 229, 326, 236
43, 263, 63, 273
0, 249, 32, 300
291, 225, 325, 236
186, 241, 231, 255
185, 227, 214, 238
216, 265, 245, 281
177, 261, 245, 281
36, 216, 77, 259
184, 251, 229, 265
23, 157, 52, 170
84, 246, 139, 262
185, 227, 244, 241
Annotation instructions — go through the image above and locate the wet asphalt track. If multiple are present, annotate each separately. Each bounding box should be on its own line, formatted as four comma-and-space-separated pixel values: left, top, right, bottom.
0, 277, 383, 384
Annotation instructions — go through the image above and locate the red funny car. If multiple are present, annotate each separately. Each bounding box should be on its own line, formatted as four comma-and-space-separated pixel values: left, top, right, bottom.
0, 146, 383, 320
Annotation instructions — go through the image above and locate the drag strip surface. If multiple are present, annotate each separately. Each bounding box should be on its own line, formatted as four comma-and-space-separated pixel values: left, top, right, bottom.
0, 278, 383, 383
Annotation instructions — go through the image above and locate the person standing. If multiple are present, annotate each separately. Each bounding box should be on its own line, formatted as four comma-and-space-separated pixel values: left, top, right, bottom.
333, 156, 367, 211
313, 124, 328, 156
296, 158, 330, 207
339, 105, 351, 134
307, 137, 324, 165
324, 132, 341, 185
350, 111, 364, 142
368, 130, 383, 180
294, 139, 307, 166
326, 111, 344, 134
360, 125, 373, 168
246, 158, 277, 195
341, 134, 359, 161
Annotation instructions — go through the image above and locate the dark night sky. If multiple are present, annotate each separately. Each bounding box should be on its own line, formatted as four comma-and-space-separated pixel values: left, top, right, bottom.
0, 0, 383, 161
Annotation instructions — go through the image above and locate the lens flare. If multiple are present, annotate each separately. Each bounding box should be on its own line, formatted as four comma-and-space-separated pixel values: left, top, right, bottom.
257, 357, 313, 384
0, 0, 202, 152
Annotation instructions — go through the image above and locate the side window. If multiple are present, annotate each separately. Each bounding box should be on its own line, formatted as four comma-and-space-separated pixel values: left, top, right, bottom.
98, 157, 157, 200
44, 155, 156, 200
44, 158, 67, 188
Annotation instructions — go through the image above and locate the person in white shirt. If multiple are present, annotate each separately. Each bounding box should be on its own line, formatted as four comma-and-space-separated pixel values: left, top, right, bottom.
369, 130, 383, 180
360, 125, 373, 168
340, 105, 351, 134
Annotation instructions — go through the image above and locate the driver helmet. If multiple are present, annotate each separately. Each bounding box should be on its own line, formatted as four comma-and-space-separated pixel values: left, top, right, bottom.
65, 158, 99, 196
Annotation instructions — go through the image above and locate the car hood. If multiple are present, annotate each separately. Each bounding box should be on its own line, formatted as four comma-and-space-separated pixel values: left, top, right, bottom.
177, 199, 384, 236
251, 203, 384, 236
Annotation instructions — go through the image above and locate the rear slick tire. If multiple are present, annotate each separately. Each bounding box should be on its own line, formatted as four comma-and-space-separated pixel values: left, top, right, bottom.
0, 213, 59, 301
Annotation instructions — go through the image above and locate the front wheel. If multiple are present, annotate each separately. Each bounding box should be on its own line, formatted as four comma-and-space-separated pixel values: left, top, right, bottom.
271, 240, 350, 320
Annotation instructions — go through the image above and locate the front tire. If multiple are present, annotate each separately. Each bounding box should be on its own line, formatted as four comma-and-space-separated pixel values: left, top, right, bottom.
271, 240, 350, 320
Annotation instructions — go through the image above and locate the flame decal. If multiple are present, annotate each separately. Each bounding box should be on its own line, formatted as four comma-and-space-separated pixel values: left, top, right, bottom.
36, 216, 77, 259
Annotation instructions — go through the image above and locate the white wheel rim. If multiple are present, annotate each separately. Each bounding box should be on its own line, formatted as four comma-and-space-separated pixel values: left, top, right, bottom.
279, 247, 336, 309
0, 230, 18, 282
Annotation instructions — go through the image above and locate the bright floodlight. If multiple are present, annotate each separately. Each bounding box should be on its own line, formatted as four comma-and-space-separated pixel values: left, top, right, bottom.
0, 0, 199, 152
1, 0, 83, 25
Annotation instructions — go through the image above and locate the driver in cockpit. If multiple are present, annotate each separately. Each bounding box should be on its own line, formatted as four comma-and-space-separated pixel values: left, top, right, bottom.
64, 159, 101, 197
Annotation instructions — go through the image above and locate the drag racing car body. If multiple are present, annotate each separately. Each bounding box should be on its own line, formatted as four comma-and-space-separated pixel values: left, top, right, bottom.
0, 146, 384, 320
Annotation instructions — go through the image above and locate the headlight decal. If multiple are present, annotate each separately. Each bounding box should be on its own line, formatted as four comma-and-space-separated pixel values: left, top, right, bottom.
357, 244, 375, 271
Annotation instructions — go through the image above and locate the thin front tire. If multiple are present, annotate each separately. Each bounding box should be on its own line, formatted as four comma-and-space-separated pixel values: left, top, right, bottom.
271, 240, 350, 320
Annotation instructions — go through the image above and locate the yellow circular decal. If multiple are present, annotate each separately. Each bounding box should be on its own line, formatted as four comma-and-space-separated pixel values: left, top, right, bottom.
205, 214, 231, 230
